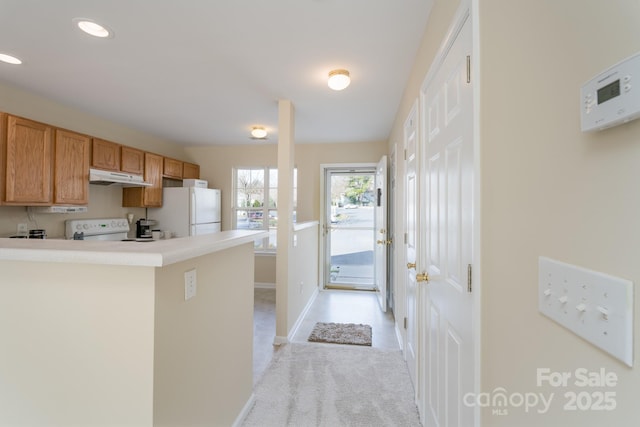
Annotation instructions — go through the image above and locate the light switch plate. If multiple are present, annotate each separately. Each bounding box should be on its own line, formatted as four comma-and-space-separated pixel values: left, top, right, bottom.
539, 257, 633, 366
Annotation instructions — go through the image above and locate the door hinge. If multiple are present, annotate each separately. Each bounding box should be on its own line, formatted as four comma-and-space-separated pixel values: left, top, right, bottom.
404, 317, 408, 329
466, 55, 471, 84
404, 232, 407, 244
404, 149, 407, 161
467, 263, 472, 292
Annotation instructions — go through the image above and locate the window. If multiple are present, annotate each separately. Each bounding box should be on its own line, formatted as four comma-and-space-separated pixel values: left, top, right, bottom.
233, 167, 297, 251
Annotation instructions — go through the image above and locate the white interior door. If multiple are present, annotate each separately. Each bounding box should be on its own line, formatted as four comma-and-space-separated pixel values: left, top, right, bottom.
404, 103, 419, 391
421, 12, 474, 427
374, 155, 388, 312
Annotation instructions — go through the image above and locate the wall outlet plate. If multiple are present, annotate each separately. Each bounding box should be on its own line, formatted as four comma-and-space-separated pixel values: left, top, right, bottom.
539, 257, 633, 366
184, 269, 197, 300
17, 223, 28, 235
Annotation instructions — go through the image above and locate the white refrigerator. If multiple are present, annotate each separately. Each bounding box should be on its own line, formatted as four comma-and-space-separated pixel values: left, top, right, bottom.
149, 187, 221, 237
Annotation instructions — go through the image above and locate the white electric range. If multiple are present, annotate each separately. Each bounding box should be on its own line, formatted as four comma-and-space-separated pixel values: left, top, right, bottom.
65, 218, 132, 241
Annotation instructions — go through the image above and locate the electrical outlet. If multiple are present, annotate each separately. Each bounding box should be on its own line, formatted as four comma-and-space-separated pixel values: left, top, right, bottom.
539, 257, 633, 366
17, 223, 28, 235
184, 269, 197, 300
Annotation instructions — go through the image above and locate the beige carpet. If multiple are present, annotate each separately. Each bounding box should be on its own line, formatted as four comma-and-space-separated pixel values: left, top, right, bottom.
242, 343, 421, 427
308, 322, 372, 346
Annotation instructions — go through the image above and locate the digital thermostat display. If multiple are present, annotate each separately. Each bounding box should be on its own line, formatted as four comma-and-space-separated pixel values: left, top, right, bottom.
597, 80, 620, 105
581, 51, 640, 132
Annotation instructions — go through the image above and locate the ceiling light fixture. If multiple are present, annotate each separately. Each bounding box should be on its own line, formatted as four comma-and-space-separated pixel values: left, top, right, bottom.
251, 127, 268, 139
73, 18, 113, 38
0, 53, 22, 65
328, 69, 351, 91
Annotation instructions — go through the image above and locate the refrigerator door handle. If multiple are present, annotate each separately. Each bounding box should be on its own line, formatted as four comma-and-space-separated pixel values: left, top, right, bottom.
190, 190, 197, 225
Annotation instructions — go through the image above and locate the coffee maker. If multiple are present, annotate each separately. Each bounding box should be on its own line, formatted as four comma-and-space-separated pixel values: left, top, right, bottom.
135, 219, 156, 238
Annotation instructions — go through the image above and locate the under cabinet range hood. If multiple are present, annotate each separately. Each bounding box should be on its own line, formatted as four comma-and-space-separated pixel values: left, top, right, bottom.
89, 168, 152, 187
29, 206, 88, 214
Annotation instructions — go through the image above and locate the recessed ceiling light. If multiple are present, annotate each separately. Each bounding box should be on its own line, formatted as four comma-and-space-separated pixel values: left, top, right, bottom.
0, 53, 22, 65
73, 18, 113, 38
251, 127, 268, 139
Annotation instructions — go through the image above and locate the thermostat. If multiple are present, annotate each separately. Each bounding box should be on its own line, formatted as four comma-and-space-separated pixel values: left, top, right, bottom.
581, 51, 640, 132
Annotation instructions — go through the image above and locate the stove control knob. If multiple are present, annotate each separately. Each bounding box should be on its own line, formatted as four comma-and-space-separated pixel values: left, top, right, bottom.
83, 224, 89, 230
76, 224, 82, 231
111, 220, 116, 227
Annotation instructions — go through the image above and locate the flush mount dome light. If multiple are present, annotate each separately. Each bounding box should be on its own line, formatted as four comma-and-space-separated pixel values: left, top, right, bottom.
328, 69, 350, 91
251, 127, 268, 139
0, 53, 22, 65
73, 18, 113, 38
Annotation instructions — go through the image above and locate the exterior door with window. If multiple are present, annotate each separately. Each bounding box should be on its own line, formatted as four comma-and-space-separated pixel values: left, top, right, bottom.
323, 166, 376, 290
374, 155, 388, 311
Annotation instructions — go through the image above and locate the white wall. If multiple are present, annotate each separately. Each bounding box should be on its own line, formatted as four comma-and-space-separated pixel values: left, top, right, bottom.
288, 222, 320, 333
389, 0, 640, 424
478, 0, 640, 424
154, 244, 255, 426
0, 261, 156, 426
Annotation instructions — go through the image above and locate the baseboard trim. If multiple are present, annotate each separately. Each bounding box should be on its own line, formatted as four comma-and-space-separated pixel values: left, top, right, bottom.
287, 287, 319, 342
395, 323, 404, 351
231, 393, 255, 427
271, 286, 320, 346
273, 335, 288, 346
254, 282, 276, 289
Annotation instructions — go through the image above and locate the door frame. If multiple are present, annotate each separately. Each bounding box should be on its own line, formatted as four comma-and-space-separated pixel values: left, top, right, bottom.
319, 163, 378, 290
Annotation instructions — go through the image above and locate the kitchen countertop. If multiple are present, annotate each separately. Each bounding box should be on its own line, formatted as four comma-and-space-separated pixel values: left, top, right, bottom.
0, 230, 268, 267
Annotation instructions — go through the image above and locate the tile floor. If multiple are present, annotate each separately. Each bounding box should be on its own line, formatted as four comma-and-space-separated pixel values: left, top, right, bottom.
252, 288, 400, 383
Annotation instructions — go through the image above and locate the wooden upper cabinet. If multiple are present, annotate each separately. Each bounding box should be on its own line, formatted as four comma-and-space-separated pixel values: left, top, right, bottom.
4, 115, 53, 205
163, 157, 183, 179
54, 129, 90, 205
122, 152, 163, 207
121, 146, 144, 175
183, 162, 200, 179
143, 153, 163, 206
91, 138, 120, 171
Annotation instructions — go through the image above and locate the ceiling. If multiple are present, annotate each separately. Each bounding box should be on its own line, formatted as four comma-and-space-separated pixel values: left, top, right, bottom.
0, 0, 432, 146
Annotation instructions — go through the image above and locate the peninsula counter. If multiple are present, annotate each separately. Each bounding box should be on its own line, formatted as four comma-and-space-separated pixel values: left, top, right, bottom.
0, 230, 267, 427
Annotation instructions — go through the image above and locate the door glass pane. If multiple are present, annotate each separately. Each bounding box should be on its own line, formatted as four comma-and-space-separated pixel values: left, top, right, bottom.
326, 171, 376, 288
329, 228, 374, 285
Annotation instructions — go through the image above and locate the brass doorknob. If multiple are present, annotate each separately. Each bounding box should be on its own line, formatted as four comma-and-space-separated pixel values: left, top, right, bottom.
377, 239, 392, 245
407, 262, 416, 269
416, 272, 430, 283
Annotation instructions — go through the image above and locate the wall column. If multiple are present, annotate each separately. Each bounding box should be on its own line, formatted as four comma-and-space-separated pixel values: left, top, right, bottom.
275, 99, 295, 342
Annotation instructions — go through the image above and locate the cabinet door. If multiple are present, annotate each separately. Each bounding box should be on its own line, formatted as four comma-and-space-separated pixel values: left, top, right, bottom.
91, 138, 120, 171
122, 152, 163, 207
5, 116, 53, 204
183, 162, 200, 179
121, 146, 144, 175
143, 152, 163, 207
55, 129, 90, 205
164, 157, 183, 179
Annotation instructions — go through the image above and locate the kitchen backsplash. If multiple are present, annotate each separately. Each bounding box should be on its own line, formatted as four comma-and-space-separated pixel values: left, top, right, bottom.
0, 185, 145, 238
